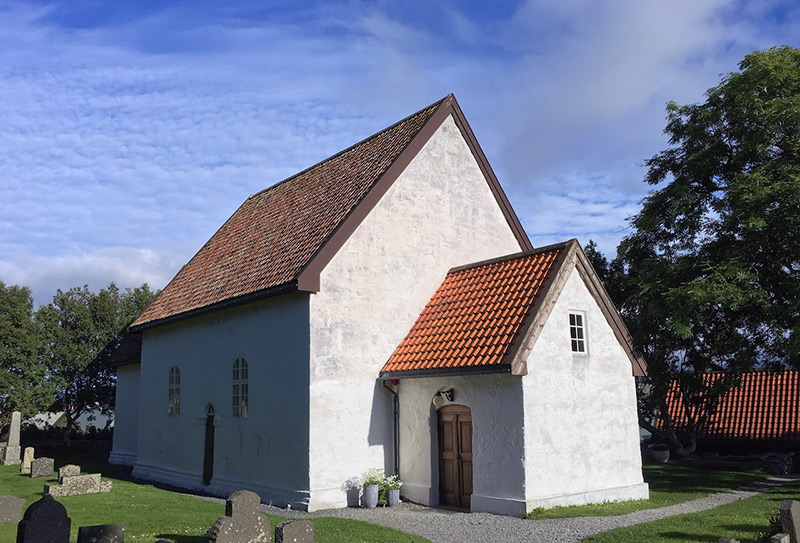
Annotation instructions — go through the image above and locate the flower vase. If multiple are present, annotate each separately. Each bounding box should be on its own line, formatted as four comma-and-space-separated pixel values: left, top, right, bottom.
387, 488, 400, 507
362, 484, 379, 508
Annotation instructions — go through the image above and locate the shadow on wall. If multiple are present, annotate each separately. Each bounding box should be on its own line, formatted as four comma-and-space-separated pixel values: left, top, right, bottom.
367, 380, 394, 474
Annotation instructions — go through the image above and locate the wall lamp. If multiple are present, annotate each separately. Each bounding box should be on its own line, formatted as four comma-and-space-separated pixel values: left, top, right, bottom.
432, 388, 455, 407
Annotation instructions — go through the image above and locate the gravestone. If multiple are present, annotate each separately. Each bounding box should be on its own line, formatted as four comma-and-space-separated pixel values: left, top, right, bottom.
2, 411, 21, 465
0, 495, 25, 524
59, 464, 81, 482
780, 499, 800, 543
20, 447, 34, 474
77, 523, 125, 543
275, 519, 317, 543
16, 494, 71, 543
208, 490, 269, 543
30, 457, 54, 478
45, 472, 113, 497
772, 534, 791, 543
718, 539, 740, 543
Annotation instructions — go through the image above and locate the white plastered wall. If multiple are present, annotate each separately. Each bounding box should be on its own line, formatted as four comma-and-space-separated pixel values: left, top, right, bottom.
109, 363, 140, 465
307, 114, 523, 510
522, 266, 648, 510
132, 292, 313, 508
397, 375, 526, 516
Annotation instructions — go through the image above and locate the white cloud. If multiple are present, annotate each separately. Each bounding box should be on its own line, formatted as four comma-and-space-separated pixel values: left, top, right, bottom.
0, 0, 797, 303
0, 244, 195, 307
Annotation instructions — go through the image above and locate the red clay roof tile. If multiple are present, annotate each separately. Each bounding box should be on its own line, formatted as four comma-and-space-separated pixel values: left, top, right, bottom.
665, 371, 800, 442
380, 246, 564, 375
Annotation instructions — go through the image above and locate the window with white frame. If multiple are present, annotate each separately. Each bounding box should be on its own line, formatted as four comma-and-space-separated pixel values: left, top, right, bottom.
569, 312, 587, 353
168, 366, 181, 417
232, 357, 249, 418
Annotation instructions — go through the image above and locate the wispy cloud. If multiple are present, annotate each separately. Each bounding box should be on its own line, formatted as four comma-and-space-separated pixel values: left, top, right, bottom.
0, 0, 798, 305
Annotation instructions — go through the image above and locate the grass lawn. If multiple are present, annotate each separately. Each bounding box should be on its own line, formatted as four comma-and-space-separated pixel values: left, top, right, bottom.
0, 458, 431, 543
583, 477, 800, 543
527, 458, 770, 519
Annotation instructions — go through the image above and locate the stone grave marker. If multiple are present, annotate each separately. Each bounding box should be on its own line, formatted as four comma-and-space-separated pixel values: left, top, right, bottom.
77, 523, 125, 543
20, 447, 34, 474
16, 494, 71, 543
772, 534, 791, 543
59, 463, 81, 482
0, 495, 25, 524
2, 411, 21, 465
780, 499, 800, 543
45, 472, 113, 497
208, 490, 269, 543
275, 519, 317, 543
30, 457, 54, 479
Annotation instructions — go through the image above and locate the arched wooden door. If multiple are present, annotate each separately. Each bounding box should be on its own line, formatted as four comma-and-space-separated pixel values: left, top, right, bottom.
203, 404, 215, 485
437, 404, 472, 509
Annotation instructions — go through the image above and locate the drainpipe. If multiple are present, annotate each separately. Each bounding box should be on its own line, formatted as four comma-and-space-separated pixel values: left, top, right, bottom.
382, 379, 400, 476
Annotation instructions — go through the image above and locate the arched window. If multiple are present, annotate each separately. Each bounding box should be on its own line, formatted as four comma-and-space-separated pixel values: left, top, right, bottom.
232, 358, 249, 418
168, 366, 181, 417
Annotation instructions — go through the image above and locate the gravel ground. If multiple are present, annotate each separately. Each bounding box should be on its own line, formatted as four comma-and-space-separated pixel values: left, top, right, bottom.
251, 475, 797, 543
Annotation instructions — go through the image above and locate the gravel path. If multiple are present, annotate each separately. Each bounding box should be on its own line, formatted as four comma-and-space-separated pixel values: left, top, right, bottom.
254, 475, 797, 543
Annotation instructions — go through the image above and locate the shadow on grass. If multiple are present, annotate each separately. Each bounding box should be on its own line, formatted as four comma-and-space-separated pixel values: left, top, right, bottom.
658, 531, 718, 542
156, 535, 208, 543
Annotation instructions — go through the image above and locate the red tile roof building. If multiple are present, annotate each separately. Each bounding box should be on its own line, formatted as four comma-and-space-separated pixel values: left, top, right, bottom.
115, 94, 648, 515
381, 240, 646, 378
665, 371, 800, 449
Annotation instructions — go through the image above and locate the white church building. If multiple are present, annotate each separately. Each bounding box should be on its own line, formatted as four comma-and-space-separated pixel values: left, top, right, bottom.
110, 94, 648, 515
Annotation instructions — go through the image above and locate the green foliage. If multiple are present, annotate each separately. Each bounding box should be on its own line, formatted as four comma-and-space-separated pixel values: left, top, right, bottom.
615, 46, 800, 455
0, 282, 54, 425
35, 283, 157, 439
1, 280, 156, 436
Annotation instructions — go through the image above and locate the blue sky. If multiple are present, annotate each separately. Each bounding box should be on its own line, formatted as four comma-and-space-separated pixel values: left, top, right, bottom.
1, 0, 798, 306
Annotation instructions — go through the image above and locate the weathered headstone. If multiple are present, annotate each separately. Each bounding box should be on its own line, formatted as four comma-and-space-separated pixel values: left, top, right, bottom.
772, 534, 791, 543
16, 494, 71, 543
208, 490, 269, 543
58, 464, 81, 482
20, 447, 34, 474
77, 523, 125, 543
0, 495, 25, 524
45, 472, 113, 497
1, 411, 21, 465
780, 499, 800, 543
275, 519, 316, 543
30, 457, 54, 478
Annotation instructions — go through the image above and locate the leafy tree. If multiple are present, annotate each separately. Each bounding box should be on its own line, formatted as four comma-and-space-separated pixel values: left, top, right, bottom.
0, 282, 55, 426
36, 283, 156, 441
617, 46, 800, 456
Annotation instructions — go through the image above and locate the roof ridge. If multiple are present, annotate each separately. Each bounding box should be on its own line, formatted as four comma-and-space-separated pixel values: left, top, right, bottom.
246, 95, 452, 201
447, 239, 578, 274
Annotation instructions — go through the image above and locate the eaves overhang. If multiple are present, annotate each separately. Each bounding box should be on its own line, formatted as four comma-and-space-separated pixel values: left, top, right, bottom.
379, 364, 512, 380
129, 280, 301, 332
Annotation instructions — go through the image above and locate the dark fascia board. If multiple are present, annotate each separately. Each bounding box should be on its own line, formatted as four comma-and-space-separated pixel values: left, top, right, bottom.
379, 364, 512, 380
129, 281, 299, 332
497, 238, 647, 378
296, 94, 533, 291
504, 240, 578, 376
572, 247, 648, 376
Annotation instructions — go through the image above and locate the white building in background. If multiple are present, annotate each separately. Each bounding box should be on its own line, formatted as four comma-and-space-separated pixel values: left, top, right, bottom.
110, 94, 648, 515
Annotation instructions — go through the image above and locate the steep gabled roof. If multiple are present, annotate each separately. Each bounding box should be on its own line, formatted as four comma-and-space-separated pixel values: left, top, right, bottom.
665, 371, 800, 442
131, 95, 531, 330
379, 240, 646, 378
